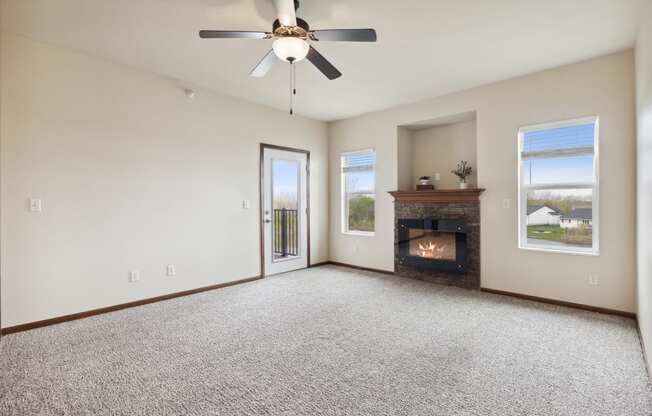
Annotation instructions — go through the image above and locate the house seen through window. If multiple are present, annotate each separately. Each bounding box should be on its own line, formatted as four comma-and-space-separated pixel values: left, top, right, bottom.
341, 149, 375, 235
518, 117, 598, 254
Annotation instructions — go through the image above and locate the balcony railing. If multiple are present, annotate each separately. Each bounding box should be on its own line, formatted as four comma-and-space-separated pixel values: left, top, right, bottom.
273, 208, 298, 258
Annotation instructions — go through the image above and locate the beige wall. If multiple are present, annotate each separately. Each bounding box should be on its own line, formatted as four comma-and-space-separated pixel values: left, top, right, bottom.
330, 50, 636, 313
410, 120, 477, 189
0, 33, 329, 328
396, 127, 412, 191
636, 2, 652, 370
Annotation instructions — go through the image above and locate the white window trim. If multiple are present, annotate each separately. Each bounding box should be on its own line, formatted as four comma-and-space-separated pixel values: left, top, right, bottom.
341, 148, 376, 237
517, 116, 600, 255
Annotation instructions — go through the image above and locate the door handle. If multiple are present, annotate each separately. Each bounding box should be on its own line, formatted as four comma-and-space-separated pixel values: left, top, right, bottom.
264, 219, 271, 223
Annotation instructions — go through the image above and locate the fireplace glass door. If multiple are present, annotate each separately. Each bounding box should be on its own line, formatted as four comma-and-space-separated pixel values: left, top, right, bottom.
397, 218, 467, 273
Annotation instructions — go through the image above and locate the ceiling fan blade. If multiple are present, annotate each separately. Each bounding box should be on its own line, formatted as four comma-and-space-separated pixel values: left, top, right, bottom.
199, 30, 269, 39
311, 29, 377, 42
306, 46, 342, 80
272, 0, 297, 26
250, 50, 278, 77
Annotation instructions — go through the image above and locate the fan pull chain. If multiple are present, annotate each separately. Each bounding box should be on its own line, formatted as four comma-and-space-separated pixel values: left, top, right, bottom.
289, 60, 296, 115
285, 57, 299, 115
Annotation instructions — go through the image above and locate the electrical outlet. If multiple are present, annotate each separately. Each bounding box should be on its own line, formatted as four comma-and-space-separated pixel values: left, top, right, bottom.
435, 173, 441, 181
129, 270, 140, 283
587, 273, 599, 286
166, 264, 176, 276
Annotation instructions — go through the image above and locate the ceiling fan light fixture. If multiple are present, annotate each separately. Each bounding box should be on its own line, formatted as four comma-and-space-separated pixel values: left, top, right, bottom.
272, 37, 309, 62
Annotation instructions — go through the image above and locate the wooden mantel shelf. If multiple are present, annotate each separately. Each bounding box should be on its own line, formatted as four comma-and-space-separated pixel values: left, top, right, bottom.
389, 189, 485, 203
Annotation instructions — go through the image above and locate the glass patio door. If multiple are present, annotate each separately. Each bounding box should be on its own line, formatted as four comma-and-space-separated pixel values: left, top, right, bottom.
262, 146, 308, 276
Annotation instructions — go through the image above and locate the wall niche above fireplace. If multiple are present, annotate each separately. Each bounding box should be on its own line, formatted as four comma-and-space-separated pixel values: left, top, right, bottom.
390, 189, 484, 289
397, 111, 477, 191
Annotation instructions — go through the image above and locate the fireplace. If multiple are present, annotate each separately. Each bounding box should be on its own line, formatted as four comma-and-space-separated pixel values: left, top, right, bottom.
397, 219, 467, 273
390, 189, 484, 289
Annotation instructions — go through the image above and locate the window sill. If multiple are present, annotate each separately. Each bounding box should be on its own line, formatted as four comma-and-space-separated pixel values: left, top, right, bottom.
519, 244, 599, 257
342, 231, 375, 237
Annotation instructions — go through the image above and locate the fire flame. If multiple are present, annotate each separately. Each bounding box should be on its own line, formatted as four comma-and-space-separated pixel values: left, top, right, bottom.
417, 241, 447, 258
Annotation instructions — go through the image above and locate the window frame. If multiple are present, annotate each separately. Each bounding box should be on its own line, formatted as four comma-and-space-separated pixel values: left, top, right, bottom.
517, 116, 600, 255
341, 148, 376, 237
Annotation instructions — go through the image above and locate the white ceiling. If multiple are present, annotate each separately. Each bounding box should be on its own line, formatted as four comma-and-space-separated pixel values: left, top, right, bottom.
1, 0, 642, 121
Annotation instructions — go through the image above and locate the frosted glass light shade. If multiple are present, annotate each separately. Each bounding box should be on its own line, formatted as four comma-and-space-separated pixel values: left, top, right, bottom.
272, 37, 309, 62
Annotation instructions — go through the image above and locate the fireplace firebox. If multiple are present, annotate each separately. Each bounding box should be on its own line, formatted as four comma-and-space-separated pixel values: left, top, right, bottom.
397, 219, 467, 272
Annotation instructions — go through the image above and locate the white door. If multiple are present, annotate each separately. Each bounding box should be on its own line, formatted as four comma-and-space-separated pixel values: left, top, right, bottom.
262, 146, 308, 276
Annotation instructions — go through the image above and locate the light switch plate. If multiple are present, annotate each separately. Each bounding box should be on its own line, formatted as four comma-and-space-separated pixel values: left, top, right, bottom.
502, 199, 511, 209
29, 198, 42, 212
435, 173, 441, 181
129, 270, 140, 283
243, 199, 250, 209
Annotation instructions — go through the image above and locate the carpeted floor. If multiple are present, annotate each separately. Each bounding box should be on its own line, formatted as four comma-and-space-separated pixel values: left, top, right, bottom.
1, 265, 650, 415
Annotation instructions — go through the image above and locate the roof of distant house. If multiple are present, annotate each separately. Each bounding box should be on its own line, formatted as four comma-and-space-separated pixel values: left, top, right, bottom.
526, 205, 562, 216
562, 208, 592, 220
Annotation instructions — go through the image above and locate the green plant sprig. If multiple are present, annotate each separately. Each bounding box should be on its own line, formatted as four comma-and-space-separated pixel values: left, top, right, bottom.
451, 160, 473, 182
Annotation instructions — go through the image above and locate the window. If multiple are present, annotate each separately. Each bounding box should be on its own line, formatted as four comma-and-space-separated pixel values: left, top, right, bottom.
341, 149, 375, 235
518, 117, 599, 254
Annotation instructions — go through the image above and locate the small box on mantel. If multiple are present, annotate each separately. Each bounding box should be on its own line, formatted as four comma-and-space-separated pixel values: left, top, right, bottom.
416, 184, 435, 191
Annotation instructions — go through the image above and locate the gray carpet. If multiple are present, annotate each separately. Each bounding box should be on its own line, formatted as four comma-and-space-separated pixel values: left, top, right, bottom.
1, 265, 650, 415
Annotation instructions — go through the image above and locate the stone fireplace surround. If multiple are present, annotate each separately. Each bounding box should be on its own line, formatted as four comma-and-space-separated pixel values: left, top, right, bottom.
389, 189, 484, 289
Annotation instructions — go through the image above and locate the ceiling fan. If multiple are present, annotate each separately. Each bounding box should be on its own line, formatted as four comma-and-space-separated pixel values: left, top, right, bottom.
199, 0, 377, 113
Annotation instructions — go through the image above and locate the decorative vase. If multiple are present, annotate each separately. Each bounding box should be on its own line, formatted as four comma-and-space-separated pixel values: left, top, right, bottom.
459, 182, 468, 189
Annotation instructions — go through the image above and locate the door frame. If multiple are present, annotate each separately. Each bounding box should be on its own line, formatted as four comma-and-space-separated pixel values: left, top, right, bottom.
259, 143, 310, 277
